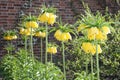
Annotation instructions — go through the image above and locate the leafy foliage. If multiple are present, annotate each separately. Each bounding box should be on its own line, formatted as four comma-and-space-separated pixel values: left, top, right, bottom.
99, 11, 120, 80
74, 71, 97, 80
64, 11, 120, 80
0, 49, 63, 80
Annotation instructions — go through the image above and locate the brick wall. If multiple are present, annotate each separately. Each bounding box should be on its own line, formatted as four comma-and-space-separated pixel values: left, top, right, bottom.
0, 0, 119, 79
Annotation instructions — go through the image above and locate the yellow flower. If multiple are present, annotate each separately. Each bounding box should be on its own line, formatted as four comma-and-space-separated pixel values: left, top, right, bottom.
97, 45, 102, 53
88, 27, 99, 35
12, 35, 17, 39
54, 30, 72, 41
60, 33, 68, 41
87, 28, 107, 41
38, 12, 49, 23
66, 32, 72, 40
4, 36, 12, 40
35, 31, 42, 37
102, 26, 110, 34
24, 29, 31, 36
61, 32, 72, 41
48, 13, 57, 25
87, 34, 96, 40
87, 27, 99, 40
81, 42, 93, 54
96, 30, 107, 41
41, 32, 46, 38
90, 45, 96, 55
78, 24, 87, 32
35, 31, 46, 38
20, 28, 25, 35
81, 42, 102, 55
4, 35, 17, 40
25, 21, 38, 28
47, 47, 57, 54
54, 30, 62, 41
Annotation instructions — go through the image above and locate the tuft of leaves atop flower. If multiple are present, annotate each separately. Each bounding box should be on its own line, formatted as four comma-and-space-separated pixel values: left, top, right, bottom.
79, 4, 111, 29
41, 4, 57, 14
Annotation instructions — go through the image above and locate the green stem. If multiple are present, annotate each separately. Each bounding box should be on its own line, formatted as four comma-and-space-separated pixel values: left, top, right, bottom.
91, 54, 94, 80
96, 42, 100, 80
30, 27, 34, 58
45, 23, 48, 64
62, 42, 66, 80
85, 59, 88, 76
51, 53, 53, 63
40, 38, 43, 62
7, 50, 10, 54
25, 35, 27, 51
10, 41, 12, 53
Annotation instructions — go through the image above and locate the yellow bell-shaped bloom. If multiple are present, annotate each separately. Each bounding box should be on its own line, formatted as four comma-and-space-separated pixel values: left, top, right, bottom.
81, 42, 93, 54
61, 33, 68, 41
35, 31, 46, 38
38, 12, 49, 23
87, 27, 99, 35
20, 28, 25, 35
48, 13, 57, 25
102, 26, 110, 34
54, 30, 62, 41
25, 21, 38, 28
81, 42, 102, 55
41, 32, 46, 38
4, 35, 17, 40
96, 30, 107, 41
65, 32, 72, 40
97, 45, 102, 53
90, 45, 96, 55
61, 32, 72, 41
12, 35, 17, 39
78, 24, 87, 32
87, 34, 96, 40
4, 36, 12, 40
35, 32, 46, 38
87, 27, 99, 40
47, 47, 57, 54
35, 31, 42, 37
24, 29, 31, 36
54, 30, 72, 41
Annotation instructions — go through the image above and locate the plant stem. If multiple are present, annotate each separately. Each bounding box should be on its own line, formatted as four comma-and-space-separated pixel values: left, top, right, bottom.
62, 42, 66, 80
25, 35, 27, 51
30, 27, 34, 58
51, 53, 53, 63
7, 50, 10, 54
45, 23, 48, 64
40, 38, 43, 62
91, 54, 94, 80
96, 42, 100, 80
85, 59, 88, 76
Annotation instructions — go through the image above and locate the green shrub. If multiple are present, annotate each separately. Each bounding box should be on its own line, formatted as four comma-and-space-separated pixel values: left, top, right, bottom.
0, 49, 63, 80
64, 11, 120, 80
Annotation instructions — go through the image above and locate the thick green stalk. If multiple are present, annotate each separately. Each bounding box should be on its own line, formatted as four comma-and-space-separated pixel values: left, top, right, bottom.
51, 53, 53, 63
91, 54, 94, 80
25, 35, 27, 51
7, 50, 10, 54
45, 23, 48, 64
30, 27, 34, 58
96, 42, 100, 80
85, 59, 88, 76
40, 38, 43, 62
62, 42, 66, 80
